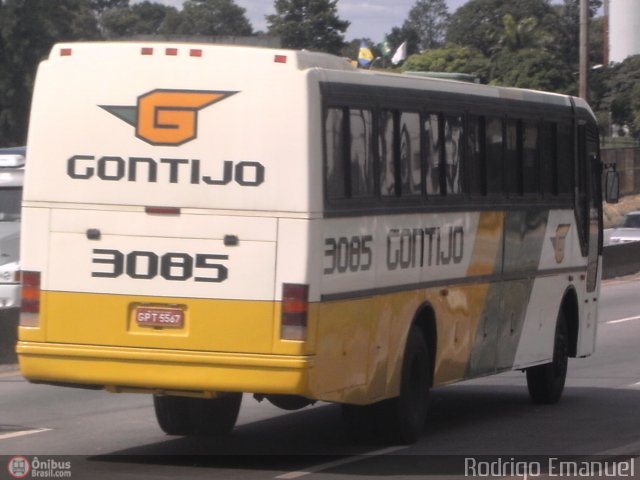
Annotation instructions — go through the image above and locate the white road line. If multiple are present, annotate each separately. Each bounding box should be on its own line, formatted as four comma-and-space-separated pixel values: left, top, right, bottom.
0, 371, 20, 379
0, 428, 51, 441
275, 446, 406, 479
606, 315, 640, 325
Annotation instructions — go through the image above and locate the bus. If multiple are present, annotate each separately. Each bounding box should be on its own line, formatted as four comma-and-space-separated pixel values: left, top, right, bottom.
18, 42, 616, 444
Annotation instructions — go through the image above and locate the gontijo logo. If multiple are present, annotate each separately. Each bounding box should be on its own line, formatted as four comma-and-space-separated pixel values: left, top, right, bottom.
100, 89, 237, 146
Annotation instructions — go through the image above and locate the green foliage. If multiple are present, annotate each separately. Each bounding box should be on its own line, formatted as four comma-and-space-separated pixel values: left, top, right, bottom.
446, 0, 558, 57
402, 0, 450, 51
386, 26, 420, 57
402, 44, 490, 81
266, 0, 349, 55
174, 0, 252, 37
632, 84, 640, 139
491, 48, 574, 93
0, 0, 100, 145
592, 56, 640, 139
100, 1, 180, 38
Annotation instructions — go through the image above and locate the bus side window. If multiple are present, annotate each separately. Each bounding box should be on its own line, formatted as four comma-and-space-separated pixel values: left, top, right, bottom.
505, 119, 520, 197
379, 109, 398, 197
399, 112, 422, 197
522, 121, 540, 195
467, 115, 486, 197
557, 123, 574, 195
349, 108, 375, 198
485, 118, 504, 195
424, 113, 441, 197
325, 107, 347, 201
444, 115, 463, 195
542, 122, 558, 197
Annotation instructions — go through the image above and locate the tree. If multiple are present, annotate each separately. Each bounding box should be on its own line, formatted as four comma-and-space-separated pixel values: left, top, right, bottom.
593, 56, 640, 139
386, 25, 420, 58
0, 0, 100, 145
100, 1, 180, 38
174, 0, 252, 37
499, 14, 548, 51
402, 43, 490, 81
446, 0, 559, 57
491, 48, 574, 92
266, 0, 349, 55
402, 0, 450, 51
89, 0, 129, 14
552, 0, 603, 72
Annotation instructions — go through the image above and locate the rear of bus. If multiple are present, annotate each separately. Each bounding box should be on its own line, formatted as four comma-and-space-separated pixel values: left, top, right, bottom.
18, 43, 342, 403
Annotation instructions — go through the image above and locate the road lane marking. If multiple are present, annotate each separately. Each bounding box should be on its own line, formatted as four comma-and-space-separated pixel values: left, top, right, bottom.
275, 446, 406, 479
0, 368, 20, 379
0, 428, 51, 441
606, 315, 640, 325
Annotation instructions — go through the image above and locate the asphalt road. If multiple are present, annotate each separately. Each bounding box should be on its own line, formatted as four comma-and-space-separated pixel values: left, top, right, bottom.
1, 277, 640, 479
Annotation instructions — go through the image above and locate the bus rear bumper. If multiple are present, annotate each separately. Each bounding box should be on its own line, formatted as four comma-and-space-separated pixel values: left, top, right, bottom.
17, 341, 314, 397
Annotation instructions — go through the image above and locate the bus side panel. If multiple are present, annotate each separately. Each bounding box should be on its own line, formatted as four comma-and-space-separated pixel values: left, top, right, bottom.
513, 209, 588, 367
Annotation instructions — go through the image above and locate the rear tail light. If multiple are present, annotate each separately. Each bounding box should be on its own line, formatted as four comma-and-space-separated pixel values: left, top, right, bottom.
20, 271, 41, 327
281, 283, 308, 341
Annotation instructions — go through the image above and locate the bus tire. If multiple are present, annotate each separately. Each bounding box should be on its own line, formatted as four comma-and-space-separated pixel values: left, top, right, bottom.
388, 326, 431, 443
153, 393, 242, 436
341, 326, 431, 444
526, 310, 569, 404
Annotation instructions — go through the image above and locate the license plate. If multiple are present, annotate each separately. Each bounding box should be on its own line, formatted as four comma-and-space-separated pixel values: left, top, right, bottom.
135, 306, 184, 328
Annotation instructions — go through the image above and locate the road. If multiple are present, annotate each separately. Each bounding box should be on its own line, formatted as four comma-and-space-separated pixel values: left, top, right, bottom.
1, 278, 640, 479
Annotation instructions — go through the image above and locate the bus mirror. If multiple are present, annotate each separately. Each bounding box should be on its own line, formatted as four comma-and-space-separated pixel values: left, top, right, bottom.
605, 170, 620, 204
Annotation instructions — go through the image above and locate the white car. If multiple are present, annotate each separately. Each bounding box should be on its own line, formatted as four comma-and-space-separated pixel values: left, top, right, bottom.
609, 211, 640, 244
0, 147, 24, 310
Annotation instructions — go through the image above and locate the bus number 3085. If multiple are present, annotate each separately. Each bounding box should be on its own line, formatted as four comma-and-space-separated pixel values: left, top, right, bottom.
91, 249, 228, 282
324, 235, 373, 275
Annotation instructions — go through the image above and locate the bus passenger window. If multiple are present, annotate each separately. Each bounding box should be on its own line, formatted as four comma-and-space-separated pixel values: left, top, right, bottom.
349, 109, 374, 198
557, 123, 574, 194
444, 115, 463, 195
542, 122, 558, 196
424, 113, 441, 196
522, 122, 539, 194
325, 108, 346, 200
485, 118, 503, 194
505, 119, 520, 196
379, 110, 397, 197
400, 112, 422, 196
467, 116, 486, 196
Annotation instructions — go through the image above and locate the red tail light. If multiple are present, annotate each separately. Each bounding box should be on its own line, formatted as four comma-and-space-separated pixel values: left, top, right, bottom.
281, 283, 308, 341
20, 271, 41, 327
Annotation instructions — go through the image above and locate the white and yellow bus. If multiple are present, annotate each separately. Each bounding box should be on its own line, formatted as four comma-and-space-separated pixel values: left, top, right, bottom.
18, 42, 613, 444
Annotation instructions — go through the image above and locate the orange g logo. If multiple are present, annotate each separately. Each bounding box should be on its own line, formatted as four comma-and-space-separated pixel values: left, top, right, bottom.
100, 89, 237, 146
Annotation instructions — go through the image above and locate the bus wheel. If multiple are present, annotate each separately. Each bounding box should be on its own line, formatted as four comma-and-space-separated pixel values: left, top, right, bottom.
341, 326, 431, 444
153, 393, 242, 436
526, 311, 569, 404
389, 326, 431, 443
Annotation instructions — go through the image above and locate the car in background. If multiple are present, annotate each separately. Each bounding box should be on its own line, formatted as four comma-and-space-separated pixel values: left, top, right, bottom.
609, 210, 640, 245
0, 147, 24, 310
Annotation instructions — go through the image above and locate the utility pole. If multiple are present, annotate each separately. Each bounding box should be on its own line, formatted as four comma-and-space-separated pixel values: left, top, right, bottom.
579, 0, 589, 99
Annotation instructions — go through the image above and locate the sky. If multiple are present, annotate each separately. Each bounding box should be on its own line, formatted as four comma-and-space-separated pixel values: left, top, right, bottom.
148, 0, 469, 43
